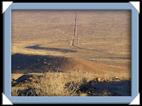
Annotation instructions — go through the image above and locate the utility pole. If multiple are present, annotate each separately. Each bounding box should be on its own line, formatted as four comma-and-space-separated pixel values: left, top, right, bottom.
70, 11, 78, 46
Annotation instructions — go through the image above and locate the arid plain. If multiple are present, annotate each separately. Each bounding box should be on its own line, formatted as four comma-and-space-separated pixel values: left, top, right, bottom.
12, 10, 131, 96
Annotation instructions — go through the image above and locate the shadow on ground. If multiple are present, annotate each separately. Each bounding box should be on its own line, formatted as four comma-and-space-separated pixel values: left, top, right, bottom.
12, 53, 69, 73
25, 44, 77, 53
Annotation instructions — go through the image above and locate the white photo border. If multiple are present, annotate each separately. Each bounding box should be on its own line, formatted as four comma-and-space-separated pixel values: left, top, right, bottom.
3, 2, 139, 104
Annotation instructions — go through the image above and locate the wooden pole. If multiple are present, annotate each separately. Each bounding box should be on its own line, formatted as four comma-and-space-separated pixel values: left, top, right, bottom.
75, 12, 79, 45
71, 11, 78, 46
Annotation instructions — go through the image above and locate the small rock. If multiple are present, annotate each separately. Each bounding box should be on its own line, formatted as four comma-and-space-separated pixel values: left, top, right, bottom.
96, 78, 101, 82
15, 75, 32, 83
43, 61, 47, 64
17, 88, 37, 96
112, 76, 120, 81
12, 80, 17, 86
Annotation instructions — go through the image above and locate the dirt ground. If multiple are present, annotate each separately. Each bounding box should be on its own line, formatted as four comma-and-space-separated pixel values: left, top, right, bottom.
11, 10, 131, 96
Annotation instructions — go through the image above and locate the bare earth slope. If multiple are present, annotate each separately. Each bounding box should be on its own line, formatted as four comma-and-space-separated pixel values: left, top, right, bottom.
12, 10, 131, 96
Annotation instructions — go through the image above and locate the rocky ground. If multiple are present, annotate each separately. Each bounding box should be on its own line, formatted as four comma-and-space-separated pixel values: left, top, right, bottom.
12, 73, 131, 96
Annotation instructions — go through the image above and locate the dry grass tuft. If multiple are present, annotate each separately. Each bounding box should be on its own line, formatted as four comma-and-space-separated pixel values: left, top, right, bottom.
31, 71, 96, 96
12, 71, 131, 96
